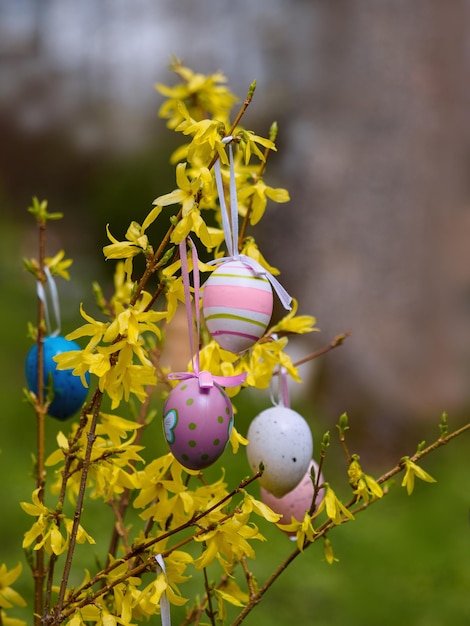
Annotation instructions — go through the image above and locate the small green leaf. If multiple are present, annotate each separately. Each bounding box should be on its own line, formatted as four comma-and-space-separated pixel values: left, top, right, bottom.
92, 282, 108, 315
337, 412, 349, 435
321, 431, 330, 452
439, 411, 448, 437
28, 197, 63, 223
158, 245, 176, 268
416, 440, 426, 453
22, 257, 39, 277
269, 121, 278, 142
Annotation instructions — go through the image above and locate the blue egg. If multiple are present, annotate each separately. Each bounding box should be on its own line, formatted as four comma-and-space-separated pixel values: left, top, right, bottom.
25, 336, 90, 421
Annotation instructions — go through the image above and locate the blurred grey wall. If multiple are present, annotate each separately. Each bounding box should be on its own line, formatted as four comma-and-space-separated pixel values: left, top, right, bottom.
2, 0, 470, 439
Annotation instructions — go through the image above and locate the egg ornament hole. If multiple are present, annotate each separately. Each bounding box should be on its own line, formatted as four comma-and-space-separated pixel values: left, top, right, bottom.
246, 406, 313, 497
163, 378, 234, 471
25, 336, 90, 421
202, 260, 273, 354
260, 460, 324, 535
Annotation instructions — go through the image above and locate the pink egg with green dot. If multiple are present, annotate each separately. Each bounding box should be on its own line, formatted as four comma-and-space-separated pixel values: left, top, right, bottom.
163, 378, 234, 470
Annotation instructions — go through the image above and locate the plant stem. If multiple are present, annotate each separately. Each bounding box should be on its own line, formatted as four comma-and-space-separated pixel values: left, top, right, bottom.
293, 330, 352, 367
203, 563, 217, 626
34, 218, 47, 625
129, 211, 182, 307
62, 471, 263, 610
229, 420, 470, 625
230, 546, 302, 626
309, 447, 327, 516
376, 420, 470, 487
53, 390, 104, 622
207, 86, 255, 173
59, 510, 239, 619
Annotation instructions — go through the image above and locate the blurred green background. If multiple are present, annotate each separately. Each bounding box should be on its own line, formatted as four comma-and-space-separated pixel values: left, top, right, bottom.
1, 2, 470, 624
1, 264, 468, 626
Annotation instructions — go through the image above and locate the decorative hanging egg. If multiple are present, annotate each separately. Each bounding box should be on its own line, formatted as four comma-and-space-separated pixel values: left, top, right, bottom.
202, 260, 273, 353
260, 460, 324, 533
25, 336, 90, 421
163, 378, 234, 471
246, 406, 313, 497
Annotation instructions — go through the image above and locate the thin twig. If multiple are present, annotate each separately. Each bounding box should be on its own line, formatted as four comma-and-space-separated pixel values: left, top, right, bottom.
33, 217, 47, 625
53, 390, 104, 621
61, 471, 263, 612
106, 384, 154, 563
229, 420, 470, 625
203, 562, 217, 626
207, 83, 256, 173
293, 330, 352, 368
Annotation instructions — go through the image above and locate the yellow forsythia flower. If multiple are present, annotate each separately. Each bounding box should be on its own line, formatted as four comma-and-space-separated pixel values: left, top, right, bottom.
0, 563, 26, 609
401, 458, 437, 495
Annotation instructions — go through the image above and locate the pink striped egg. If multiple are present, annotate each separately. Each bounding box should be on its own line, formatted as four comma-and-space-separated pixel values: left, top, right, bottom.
202, 260, 273, 353
163, 378, 234, 470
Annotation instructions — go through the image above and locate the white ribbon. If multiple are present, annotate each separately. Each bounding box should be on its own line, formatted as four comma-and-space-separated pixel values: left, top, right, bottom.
36, 266, 61, 336
170, 238, 246, 387
212, 139, 292, 311
214, 137, 238, 259
155, 554, 171, 626
269, 362, 290, 408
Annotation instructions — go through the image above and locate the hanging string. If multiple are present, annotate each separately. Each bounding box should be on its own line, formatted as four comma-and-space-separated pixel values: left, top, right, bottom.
212, 138, 292, 311
154, 554, 171, 626
168, 238, 246, 389
269, 348, 290, 408
179, 236, 200, 375
36, 266, 61, 337
214, 137, 236, 259
279, 366, 290, 408
228, 142, 239, 258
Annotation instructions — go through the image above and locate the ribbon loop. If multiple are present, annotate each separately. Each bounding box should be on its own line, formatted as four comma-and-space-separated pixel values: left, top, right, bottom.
270, 364, 290, 409
176, 238, 247, 388
213, 137, 292, 311
36, 266, 61, 336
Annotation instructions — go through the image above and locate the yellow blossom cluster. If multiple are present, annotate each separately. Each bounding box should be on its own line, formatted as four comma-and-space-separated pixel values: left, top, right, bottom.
348, 456, 384, 502
21, 488, 95, 556
45, 413, 144, 502
51, 60, 316, 415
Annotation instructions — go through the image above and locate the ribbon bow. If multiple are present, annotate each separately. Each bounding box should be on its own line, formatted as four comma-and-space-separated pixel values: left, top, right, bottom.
212, 137, 292, 311
168, 238, 246, 388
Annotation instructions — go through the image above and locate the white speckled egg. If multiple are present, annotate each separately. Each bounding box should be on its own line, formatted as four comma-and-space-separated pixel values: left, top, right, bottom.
260, 460, 324, 532
246, 406, 313, 497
